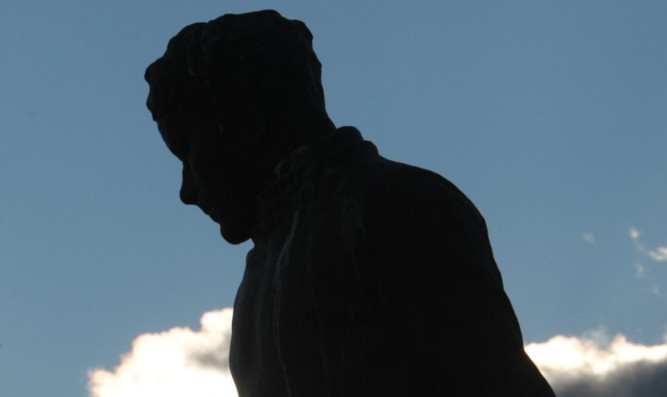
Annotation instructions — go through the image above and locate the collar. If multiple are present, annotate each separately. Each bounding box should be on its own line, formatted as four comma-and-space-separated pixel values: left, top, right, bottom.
252, 126, 378, 239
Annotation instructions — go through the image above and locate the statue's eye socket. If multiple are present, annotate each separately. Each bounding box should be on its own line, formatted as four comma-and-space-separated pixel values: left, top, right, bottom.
173, 139, 191, 162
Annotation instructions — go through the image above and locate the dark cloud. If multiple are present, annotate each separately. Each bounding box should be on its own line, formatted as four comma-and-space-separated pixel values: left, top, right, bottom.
554, 359, 667, 397
527, 332, 667, 397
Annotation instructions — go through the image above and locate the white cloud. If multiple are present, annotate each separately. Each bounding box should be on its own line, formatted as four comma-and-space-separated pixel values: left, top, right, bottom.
635, 263, 646, 279
88, 308, 238, 397
582, 233, 596, 244
649, 246, 667, 262
90, 309, 667, 397
526, 331, 667, 397
630, 227, 667, 262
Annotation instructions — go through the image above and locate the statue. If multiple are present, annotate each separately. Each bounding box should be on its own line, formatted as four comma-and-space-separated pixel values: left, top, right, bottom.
145, 10, 556, 396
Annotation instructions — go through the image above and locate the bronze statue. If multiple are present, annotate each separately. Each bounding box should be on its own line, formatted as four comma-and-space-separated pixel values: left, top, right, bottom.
145, 10, 555, 396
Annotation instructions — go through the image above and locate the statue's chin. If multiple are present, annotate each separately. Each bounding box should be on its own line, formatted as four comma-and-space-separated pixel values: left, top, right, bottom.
220, 223, 251, 245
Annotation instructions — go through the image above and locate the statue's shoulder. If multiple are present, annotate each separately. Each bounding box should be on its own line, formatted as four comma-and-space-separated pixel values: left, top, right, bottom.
314, 128, 488, 237
369, 157, 477, 207
356, 156, 489, 237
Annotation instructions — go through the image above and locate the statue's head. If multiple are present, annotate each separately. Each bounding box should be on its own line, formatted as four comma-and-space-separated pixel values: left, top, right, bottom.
145, 10, 334, 244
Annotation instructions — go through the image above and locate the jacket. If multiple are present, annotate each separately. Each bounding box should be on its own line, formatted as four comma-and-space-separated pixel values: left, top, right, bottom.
229, 126, 555, 396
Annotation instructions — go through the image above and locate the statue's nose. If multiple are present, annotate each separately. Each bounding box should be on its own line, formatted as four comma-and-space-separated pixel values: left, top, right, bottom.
179, 163, 198, 205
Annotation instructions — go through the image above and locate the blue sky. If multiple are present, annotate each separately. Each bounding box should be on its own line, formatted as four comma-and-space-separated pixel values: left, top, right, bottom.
1, 1, 666, 396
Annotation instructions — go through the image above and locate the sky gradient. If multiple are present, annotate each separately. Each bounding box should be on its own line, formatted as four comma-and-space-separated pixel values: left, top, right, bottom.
1, 1, 666, 396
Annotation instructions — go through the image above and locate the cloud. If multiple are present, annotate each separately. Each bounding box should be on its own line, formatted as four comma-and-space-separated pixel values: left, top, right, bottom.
635, 263, 646, 279
90, 309, 667, 397
582, 233, 595, 244
630, 227, 667, 262
526, 331, 667, 397
649, 246, 667, 262
87, 308, 238, 397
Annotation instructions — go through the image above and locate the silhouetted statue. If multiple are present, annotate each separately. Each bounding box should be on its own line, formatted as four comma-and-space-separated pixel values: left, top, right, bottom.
145, 10, 556, 396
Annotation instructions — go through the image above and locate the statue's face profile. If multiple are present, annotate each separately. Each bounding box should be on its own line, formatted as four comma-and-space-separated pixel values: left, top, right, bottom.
146, 11, 332, 244
160, 118, 257, 245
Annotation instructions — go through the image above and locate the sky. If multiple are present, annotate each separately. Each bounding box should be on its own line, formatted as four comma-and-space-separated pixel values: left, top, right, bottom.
1, 1, 666, 396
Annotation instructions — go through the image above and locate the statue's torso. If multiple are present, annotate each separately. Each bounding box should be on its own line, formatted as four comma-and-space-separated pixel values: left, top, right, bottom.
228, 127, 555, 397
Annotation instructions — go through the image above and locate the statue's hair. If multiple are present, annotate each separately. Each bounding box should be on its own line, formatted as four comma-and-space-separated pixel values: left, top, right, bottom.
145, 10, 327, 126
